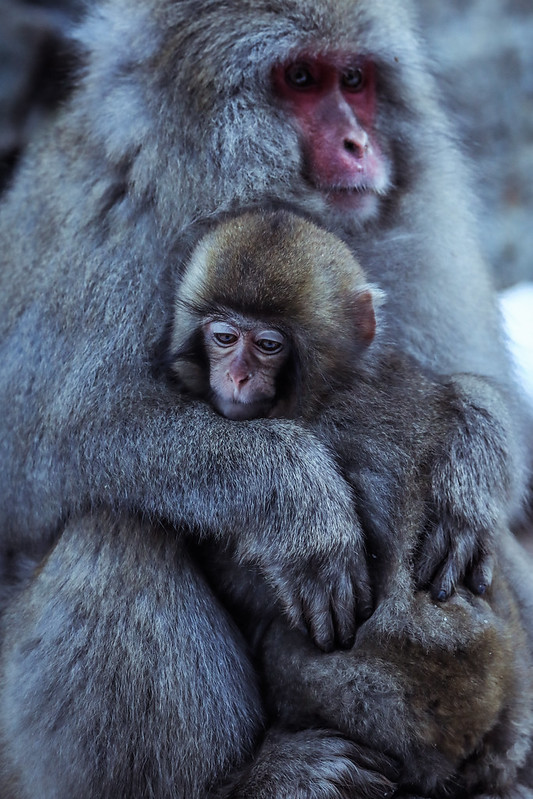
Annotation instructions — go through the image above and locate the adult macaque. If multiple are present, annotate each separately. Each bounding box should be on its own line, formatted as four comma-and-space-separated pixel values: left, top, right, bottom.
0, 0, 529, 796
169, 209, 533, 797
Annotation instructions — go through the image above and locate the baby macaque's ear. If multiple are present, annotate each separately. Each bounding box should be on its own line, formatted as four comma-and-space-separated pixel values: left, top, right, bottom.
353, 289, 377, 345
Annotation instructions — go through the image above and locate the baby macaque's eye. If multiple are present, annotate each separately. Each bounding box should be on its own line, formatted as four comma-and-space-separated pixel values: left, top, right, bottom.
256, 339, 282, 353
214, 332, 237, 346
209, 321, 239, 347
254, 329, 285, 354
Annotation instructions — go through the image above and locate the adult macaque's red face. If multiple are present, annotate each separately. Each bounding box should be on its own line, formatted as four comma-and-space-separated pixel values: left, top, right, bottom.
272, 54, 390, 213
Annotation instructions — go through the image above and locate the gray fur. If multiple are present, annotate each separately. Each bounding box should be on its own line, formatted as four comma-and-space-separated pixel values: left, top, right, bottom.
0, 0, 530, 796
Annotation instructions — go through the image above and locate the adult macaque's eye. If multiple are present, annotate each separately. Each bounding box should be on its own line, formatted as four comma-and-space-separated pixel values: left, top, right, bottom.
285, 63, 316, 90
342, 67, 364, 91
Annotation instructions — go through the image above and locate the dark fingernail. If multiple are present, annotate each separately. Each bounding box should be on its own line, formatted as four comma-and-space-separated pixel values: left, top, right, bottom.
476, 582, 487, 595
435, 589, 448, 602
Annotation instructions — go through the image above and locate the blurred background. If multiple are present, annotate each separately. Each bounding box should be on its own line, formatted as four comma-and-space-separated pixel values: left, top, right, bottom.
417, 0, 533, 291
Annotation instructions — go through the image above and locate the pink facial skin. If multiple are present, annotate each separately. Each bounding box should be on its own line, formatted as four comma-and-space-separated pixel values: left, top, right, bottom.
272, 53, 390, 212
203, 319, 289, 421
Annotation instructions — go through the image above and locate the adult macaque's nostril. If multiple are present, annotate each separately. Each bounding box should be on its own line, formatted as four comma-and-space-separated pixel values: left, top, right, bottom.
344, 136, 367, 157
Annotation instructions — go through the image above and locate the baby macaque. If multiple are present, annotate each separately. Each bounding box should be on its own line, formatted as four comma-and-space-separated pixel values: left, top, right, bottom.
169, 210, 533, 798
170, 210, 379, 423
169, 209, 510, 602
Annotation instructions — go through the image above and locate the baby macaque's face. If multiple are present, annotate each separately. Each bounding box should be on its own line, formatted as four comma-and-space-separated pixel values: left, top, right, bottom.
202, 316, 289, 421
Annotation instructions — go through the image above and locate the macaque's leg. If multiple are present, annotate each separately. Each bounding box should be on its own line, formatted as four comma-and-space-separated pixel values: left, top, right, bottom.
0, 512, 262, 799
